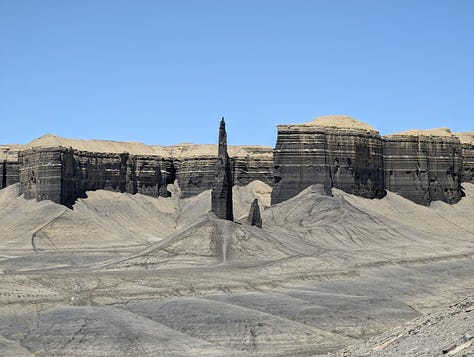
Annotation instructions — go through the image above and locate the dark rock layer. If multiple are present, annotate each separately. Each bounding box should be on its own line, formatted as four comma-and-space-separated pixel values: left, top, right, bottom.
211, 119, 234, 221
4, 121, 471, 207
172, 146, 274, 198
19, 148, 174, 208
271, 117, 466, 206
272, 121, 385, 204
383, 133, 463, 205
16, 136, 273, 207
247, 199, 262, 228
0, 145, 20, 190
457, 132, 474, 184
1, 161, 20, 190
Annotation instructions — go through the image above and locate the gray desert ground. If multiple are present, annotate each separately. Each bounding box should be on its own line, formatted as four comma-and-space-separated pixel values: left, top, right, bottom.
0, 179, 473, 356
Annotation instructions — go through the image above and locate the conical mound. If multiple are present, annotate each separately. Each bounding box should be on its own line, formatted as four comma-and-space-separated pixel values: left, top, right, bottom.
103, 215, 297, 270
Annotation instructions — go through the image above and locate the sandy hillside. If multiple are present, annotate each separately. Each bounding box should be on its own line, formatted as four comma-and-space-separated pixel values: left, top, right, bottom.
339, 296, 473, 356
0, 181, 473, 356
0, 181, 271, 255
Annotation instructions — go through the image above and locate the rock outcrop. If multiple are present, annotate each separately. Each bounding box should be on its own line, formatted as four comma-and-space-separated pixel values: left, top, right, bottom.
272, 117, 467, 206
2, 119, 471, 207
16, 134, 273, 207
247, 198, 262, 228
211, 118, 234, 221
457, 132, 474, 184
19, 147, 174, 208
0, 145, 20, 190
166, 144, 273, 198
272, 115, 385, 204
383, 128, 463, 205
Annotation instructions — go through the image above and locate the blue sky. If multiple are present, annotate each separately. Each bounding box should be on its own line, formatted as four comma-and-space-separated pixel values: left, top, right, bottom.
1, 1, 473, 146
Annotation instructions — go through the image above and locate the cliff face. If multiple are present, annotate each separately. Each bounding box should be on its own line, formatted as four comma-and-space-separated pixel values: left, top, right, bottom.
457, 132, 474, 184
60, 151, 174, 207
147, 144, 273, 199
4, 123, 471, 207
383, 129, 463, 205
271, 116, 385, 204
17, 135, 273, 207
172, 156, 215, 198
0, 145, 21, 190
272, 118, 466, 206
19, 147, 174, 207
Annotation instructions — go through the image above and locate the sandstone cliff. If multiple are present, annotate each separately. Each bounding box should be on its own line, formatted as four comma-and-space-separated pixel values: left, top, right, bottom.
383, 128, 463, 205
271, 115, 385, 204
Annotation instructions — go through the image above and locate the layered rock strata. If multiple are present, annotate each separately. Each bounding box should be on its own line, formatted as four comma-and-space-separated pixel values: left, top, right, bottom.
211, 118, 234, 221
457, 132, 474, 184
271, 116, 385, 204
0, 145, 21, 189
17, 134, 272, 207
166, 144, 273, 198
384, 128, 463, 205
3, 119, 471, 207
19, 147, 174, 208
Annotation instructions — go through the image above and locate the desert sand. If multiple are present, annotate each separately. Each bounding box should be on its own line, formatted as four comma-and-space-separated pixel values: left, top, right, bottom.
388, 127, 455, 137
456, 131, 474, 144
306, 115, 378, 132
22, 134, 271, 159
0, 181, 473, 356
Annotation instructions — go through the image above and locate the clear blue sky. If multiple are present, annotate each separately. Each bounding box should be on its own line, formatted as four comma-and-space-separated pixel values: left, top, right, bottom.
1, 1, 473, 146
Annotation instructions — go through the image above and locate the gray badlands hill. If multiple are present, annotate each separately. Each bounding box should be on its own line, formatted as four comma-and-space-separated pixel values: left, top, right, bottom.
0, 179, 473, 356
340, 296, 474, 356
0, 180, 270, 253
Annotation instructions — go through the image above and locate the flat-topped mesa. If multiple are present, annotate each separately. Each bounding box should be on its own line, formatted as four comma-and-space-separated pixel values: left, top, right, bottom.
271, 115, 385, 204
18, 134, 272, 207
211, 118, 234, 221
19, 136, 174, 208
383, 128, 463, 205
4, 120, 471, 207
0, 144, 21, 189
456, 131, 474, 184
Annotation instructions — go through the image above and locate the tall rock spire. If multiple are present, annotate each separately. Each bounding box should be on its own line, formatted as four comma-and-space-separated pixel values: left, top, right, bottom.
211, 118, 234, 221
